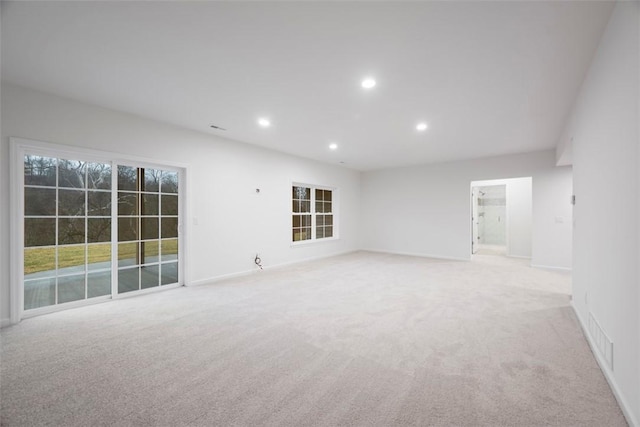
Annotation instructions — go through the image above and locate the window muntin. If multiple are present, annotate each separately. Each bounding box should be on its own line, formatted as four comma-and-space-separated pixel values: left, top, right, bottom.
292, 185, 335, 242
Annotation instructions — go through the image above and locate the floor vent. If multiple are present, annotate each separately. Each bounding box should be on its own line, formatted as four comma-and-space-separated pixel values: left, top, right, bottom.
588, 312, 613, 371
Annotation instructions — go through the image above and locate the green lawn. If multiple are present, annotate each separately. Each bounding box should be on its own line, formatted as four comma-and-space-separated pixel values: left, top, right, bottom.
24, 240, 177, 275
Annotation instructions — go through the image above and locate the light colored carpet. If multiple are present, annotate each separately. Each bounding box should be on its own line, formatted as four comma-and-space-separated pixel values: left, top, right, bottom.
0, 251, 627, 426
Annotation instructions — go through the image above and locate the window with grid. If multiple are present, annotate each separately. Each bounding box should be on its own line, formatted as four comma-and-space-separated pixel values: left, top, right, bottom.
292, 185, 334, 242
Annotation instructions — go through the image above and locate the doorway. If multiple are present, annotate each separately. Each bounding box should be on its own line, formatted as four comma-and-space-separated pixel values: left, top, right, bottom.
471, 185, 507, 255
470, 177, 533, 258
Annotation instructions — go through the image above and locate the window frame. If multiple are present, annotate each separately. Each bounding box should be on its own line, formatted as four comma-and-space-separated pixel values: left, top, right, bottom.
291, 182, 338, 246
10, 137, 189, 323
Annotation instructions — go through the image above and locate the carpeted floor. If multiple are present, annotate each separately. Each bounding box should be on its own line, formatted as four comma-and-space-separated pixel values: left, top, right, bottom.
0, 251, 627, 426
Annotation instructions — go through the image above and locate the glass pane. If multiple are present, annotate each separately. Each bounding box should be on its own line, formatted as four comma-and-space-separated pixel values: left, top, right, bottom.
141, 241, 160, 264
161, 217, 178, 238
118, 217, 138, 241
293, 186, 310, 200
87, 162, 111, 190
141, 265, 160, 289
59, 218, 85, 245
58, 189, 85, 216
302, 215, 311, 227
325, 190, 332, 202
142, 194, 159, 215
25, 218, 56, 247
88, 191, 111, 216
160, 239, 178, 262
118, 193, 138, 216
143, 169, 160, 192
88, 243, 111, 271
58, 159, 86, 188
317, 215, 324, 226
117, 165, 138, 191
315, 201, 323, 213
292, 201, 299, 213
161, 195, 178, 216
58, 245, 85, 275
300, 201, 310, 213
292, 215, 300, 227
58, 274, 86, 304
325, 226, 333, 238
293, 228, 310, 241
118, 267, 139, 294
316, 227, 324, 239
24, 278, 56, 310
24, 155, 56, 187
142, 217, 159, 240
325, 215, 333, 226
25, 188, 56, 216
88, 271, 111, 298
24, 247, 56, 277
161, 262, 178, 285
88, 218, 111, 243
161, 171, 178, 194
315, 189, 323, 201
118, 242, 138, 267
324, 201, 332, 213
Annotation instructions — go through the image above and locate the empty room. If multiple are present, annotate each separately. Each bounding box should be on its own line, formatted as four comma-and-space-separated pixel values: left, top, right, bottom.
1, 1, 639, 426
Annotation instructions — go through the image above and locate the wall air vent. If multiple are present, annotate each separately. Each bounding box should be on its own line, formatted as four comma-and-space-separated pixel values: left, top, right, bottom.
588, 312, 613, 371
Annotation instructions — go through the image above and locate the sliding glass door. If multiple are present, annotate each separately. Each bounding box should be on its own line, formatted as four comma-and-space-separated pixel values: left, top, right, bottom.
20, 144, 182, 315
117, 165, 179, 293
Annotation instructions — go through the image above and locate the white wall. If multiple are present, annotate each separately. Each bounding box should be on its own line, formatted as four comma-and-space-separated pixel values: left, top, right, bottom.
531, 167, 573, 270
0, 83, 361, 324
360, 150, 572, 268
472, 177, 533, 259
559, 2, 639, 425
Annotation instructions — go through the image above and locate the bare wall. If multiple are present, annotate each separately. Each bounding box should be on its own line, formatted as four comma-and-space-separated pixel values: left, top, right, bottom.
560, 2, 640, 424
360, 150, 572, 269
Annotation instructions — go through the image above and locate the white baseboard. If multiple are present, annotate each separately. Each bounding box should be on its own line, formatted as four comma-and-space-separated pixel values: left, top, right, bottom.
361, 248, 469, 262
531, 263, 572, 273
1, 318, 12, 328
507, 254, 532, 260
188, 249, 358, 287
571, 302, 639, 427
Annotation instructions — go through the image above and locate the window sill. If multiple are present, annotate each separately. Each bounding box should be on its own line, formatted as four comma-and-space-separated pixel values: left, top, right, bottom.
290, 237, 340, 247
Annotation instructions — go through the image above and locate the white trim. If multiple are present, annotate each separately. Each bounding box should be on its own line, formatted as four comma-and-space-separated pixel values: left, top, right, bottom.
9, 140, 23, 324
531, 263, 572, 273
508, 254, 532, 260
361, 248, 469, 262
22, 295, 111, 320
188, 250, 357, 287
571, 302, 639, 427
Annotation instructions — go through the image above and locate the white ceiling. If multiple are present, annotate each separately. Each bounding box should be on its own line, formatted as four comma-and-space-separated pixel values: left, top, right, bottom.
1, 1, 613, 171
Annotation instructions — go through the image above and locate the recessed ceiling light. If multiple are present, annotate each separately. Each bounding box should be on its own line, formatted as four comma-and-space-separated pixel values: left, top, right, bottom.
258, 118, 271, 127
416, 122, 428, 131
361, 78, 376, 89
329, 143, 338, 150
